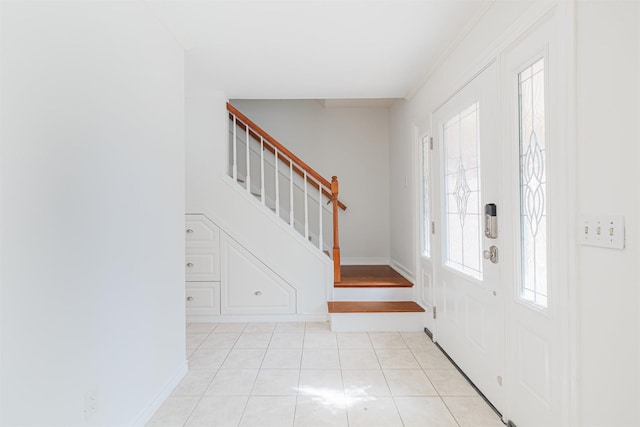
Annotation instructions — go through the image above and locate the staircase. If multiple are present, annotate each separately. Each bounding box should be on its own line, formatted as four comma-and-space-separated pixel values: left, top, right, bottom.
227, 103, 425, 331
228, 103, 345, 282
329, 265, 425, 332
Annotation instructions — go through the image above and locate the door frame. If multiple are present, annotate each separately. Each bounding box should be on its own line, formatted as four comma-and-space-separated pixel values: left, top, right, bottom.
413, 121, 436, 334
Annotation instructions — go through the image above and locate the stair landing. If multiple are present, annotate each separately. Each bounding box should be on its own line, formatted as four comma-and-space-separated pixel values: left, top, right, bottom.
336, 265, 413, 288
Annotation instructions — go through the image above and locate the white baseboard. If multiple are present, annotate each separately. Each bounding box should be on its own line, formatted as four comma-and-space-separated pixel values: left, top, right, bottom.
187, 313, 329, 323
389, 260, 415, 283
129, 360, 188, 427
341, 257, 390, 266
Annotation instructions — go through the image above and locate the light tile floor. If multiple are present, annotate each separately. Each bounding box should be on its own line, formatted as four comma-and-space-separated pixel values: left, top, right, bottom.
147, 322, 504, 427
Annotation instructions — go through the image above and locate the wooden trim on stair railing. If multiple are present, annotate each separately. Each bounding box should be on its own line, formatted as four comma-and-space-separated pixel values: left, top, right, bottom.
229, 113, 347, 211
227, 103, 346, 211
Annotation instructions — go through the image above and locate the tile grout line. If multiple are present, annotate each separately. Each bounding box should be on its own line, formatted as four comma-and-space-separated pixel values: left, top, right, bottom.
408, 334, 458, 403
189, 322, 267, 427
417, 331, 470, 427
440, 396, 464, 427
238, 324, 272, 427
231, 323, 250, 427
291, 325, 305, 427
392, 332, 414, 427
181, 322, 224, 427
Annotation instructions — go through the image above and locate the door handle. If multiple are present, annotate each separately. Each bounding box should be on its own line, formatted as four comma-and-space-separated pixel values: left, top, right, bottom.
483, 245, 499, 264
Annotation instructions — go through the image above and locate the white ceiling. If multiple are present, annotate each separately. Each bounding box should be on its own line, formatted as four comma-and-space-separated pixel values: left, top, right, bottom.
148, 1, 492, 100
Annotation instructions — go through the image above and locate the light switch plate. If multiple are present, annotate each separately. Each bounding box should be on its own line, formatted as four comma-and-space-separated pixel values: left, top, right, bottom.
579, 215, 625, 249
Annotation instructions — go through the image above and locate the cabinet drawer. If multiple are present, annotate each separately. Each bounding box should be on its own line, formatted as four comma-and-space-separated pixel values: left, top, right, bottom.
223, 282, 296, 315
186, 282, 220, 316
186, 249, 220, 281
185, 215, 220, 246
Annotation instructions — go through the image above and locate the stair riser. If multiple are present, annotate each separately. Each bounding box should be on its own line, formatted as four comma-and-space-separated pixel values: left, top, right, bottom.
330, 312, 424, 332
332, 287, 414, 301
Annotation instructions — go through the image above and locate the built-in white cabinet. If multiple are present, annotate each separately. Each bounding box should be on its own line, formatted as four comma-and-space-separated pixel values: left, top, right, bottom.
185, 213, 298, 319
185, 214, 221, 318
220, 233, 296, 315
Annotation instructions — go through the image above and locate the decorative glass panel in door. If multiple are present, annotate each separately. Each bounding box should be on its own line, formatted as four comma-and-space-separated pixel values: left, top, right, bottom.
422, 135, 431, 257
518, 58, 547, 308
443, 102, 482, 279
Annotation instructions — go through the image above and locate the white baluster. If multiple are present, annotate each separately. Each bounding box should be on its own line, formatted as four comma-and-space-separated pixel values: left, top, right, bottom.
260, 137, 265, 205
304, 171, 309, 240
232, 116, 237, 181
289, 160, 294, 227
274, 148, 280, 217
318, 183, 323, 250
245, 124, 251, 192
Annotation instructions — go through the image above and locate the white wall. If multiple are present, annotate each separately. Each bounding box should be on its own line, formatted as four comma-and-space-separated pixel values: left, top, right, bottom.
575, 2, 639, 425
230, 100, 391, 265
1, 3, 186, 426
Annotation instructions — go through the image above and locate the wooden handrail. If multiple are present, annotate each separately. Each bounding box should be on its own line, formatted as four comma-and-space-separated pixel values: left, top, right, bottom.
229, 113, 347, 211
228, 103, 329, 185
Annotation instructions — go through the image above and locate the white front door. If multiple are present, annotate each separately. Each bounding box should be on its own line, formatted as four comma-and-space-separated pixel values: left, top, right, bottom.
432, 61, 505, 413
500, 11, 567, 426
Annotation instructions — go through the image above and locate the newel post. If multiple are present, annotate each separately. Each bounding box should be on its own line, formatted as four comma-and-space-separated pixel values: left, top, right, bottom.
331, 176, 341, 283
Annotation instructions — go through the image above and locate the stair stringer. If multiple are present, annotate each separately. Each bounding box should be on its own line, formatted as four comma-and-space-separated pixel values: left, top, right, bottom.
200, 178, 333, 317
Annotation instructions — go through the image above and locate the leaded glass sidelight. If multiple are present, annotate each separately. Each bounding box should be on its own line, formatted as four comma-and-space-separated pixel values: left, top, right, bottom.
422, 135, 431, 257
443, 102, 482, 279
518, 58, 548, 308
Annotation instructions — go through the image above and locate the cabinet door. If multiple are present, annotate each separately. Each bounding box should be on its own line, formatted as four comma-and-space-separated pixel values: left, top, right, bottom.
220, 233, 296, 315
185, 214, 220, 247
186, 282, 221, 316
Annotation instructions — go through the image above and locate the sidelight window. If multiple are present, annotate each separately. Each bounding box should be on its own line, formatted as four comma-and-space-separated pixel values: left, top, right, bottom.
518, 58, 548, 308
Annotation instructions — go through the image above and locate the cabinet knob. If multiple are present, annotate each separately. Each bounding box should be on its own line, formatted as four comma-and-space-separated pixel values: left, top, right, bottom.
186, 229, 194, 233
186, 296, 193, 301
254, 291, 262, 296
186, 263, 194, 267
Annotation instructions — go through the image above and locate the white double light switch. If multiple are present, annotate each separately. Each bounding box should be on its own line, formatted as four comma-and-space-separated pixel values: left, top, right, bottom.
579, 215, 625, 249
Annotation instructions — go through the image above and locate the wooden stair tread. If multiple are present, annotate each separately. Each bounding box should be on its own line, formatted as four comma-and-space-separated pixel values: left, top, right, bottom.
328, 301, 425, 313
336, 265, 413, 288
